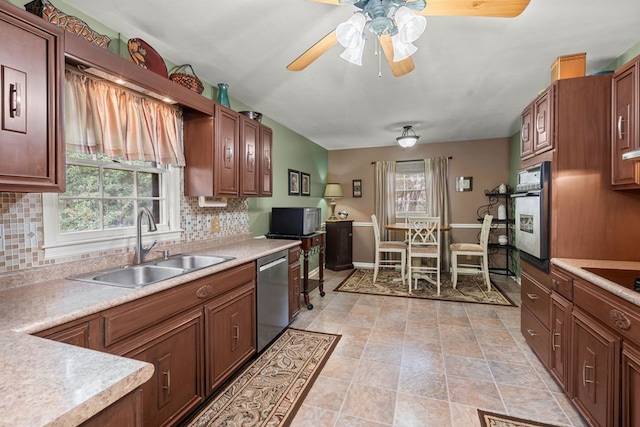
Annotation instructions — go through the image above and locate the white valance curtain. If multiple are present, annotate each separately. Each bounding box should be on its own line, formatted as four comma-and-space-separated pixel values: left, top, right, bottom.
64, 69, 185, 166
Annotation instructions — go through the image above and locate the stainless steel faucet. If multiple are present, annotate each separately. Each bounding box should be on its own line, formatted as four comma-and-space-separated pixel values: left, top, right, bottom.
134, 207, 158, 264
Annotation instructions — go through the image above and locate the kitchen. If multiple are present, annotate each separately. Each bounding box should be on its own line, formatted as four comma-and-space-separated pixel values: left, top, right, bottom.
2, 0, 640, 426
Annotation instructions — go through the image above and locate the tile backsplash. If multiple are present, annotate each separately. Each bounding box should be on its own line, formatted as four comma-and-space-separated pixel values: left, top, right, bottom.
0, 172, 250, 275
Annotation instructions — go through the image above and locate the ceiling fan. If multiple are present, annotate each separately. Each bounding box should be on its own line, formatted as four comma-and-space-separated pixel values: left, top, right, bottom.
287, 0, 531, 77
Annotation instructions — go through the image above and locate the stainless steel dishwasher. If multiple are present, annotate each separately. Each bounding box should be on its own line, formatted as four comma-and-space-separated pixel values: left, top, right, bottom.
256, 249, 289, 352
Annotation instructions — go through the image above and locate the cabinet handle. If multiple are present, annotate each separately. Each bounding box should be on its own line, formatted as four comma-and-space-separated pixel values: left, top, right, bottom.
163, 370, 171, 392
248, 149, 254, 166
527, 329, 537, 337
9, 83, 21, 118
526, 293, 538, 301
265, 155, 271, 171
225, 145, 233, 160
582, 361, 594, 387
618, 115, 625, 140
536, 111, 545, 133
551, 278, 558, 288
552, 331, 560, 351
233, 324, 239, 342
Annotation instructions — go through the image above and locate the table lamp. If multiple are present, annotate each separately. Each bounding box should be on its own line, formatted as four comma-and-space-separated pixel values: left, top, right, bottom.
324, 183, 343, 221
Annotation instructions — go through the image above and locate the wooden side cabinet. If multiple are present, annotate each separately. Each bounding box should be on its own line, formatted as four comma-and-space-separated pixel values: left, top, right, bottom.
0, 2, 64, 192
325, 220, 354, 271
520, 85, 555, 160
288, 246, 301, 322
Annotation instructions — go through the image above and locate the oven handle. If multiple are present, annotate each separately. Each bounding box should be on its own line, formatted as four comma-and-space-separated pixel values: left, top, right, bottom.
511, 190, 541, 198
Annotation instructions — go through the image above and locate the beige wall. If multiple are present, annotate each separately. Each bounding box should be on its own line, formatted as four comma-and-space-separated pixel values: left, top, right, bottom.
327, 138, 511, 266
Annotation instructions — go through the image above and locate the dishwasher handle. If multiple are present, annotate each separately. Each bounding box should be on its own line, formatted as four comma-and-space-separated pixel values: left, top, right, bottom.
258, 256, 287, 272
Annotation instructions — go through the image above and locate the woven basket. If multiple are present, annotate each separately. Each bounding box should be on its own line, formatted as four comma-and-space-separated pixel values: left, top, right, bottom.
169, 64, 204, 94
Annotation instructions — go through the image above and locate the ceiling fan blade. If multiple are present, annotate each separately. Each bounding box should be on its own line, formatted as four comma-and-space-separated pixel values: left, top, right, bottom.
287, 30, 338, 71
378, 35, 415, 77
417, 0, 531, 18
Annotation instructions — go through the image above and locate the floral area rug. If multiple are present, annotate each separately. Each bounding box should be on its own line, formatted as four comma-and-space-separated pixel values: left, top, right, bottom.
478, 409, 562, 427
183, 328, 340, 427
335, 269, 516, 307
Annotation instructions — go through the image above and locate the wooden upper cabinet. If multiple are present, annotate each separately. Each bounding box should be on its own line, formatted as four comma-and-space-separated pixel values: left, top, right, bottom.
0, 2, 64, 192
521, 86, 555, 160
611, 59, 640, 189
260, 125, 273, 196
215, 104, 240, 196
240, 115, 260, 196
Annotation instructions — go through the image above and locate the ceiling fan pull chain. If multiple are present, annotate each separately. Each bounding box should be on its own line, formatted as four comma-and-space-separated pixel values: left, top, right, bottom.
375, 38, 382, 77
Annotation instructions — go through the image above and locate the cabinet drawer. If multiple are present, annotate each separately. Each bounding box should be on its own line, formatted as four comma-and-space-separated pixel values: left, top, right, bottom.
550, 268, 573, 300
289, 246, 300, 264
522, 305, 550, 367
522, 272, 551, 329
574, 278, 640, 345
103, 263, 255, 347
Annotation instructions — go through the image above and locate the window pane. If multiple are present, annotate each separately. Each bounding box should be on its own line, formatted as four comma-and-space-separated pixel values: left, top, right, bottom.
64, 165, 99, 197
104, 199, 135, 229
137, 172, 157, 198
59, 199, 100, 232
138, 199, 161, 223
104, 169, 134, 197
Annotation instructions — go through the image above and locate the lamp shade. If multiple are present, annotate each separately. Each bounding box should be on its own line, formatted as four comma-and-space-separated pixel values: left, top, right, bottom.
324, 183, 343, 198
391, 34, 417, 62
396, 125, 420, 148
395, 6, 426, 43
337, 13, 366, 48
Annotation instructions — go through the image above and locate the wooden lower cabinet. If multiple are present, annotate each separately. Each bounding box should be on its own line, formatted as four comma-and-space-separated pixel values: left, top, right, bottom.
622, 342, 640, 427
550, 292, 571, 391
125, 309, 203, 427
36, 315, 100, 349
205, 281, 256, 394
80, 388, 143, 427
288, 246, 301, 322
571, 308, 620, 427
520, 264, 551, 367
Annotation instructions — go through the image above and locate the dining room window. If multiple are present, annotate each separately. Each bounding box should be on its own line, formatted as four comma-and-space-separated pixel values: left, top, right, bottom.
395, 160, 427, 215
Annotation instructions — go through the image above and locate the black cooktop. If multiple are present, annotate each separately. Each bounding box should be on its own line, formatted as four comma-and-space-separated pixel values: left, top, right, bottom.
582, 267, 640, 292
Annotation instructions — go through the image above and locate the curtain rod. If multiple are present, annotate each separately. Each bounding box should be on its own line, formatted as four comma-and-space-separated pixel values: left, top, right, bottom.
371, 156, 452, 165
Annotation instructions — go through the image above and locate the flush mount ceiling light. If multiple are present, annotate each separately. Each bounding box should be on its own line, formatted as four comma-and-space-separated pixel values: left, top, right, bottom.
396, 125, 420, 147
287, 0, 531, 77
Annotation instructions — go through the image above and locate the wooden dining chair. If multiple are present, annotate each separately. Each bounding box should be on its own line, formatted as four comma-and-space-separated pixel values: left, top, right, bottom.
371, 214, 407, 286
407, 217, 441, 294
450, 214, 493, 291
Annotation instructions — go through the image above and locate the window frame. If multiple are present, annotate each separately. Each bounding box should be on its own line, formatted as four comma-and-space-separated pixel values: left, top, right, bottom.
42, 158, 182, 259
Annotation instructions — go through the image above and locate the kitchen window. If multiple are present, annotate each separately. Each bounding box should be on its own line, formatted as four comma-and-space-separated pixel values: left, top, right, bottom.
395, 160, 427, 216
42, 153, 181, 258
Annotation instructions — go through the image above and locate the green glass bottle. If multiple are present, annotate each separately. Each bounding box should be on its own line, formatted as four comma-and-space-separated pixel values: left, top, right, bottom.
216, 83, 230, 108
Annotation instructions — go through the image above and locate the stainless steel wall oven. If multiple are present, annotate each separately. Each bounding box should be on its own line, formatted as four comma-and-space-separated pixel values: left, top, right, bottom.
511, 161, 551, 271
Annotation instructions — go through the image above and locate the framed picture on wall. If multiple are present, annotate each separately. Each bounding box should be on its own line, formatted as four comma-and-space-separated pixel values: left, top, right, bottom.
301, 172, 311, 196
288, 169, 300, 195
353, 179, 362, 197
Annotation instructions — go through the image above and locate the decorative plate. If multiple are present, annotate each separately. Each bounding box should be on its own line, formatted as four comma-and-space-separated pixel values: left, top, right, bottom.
127, 38, 168, 77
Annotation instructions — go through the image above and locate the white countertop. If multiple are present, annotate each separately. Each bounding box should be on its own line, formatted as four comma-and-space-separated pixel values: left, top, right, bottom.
551, 258, 640, 307
0, 237, 299, 426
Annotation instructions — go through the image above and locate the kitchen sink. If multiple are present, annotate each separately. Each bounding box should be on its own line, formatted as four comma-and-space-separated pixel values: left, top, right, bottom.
70, 254, 234, 288
152, 254, 233, 270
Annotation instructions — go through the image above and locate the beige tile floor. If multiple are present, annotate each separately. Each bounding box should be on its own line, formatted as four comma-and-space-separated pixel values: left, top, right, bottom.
290, 269, 588, 427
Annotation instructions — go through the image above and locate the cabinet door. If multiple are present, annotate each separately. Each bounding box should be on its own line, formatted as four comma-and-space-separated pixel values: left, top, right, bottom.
240, 116, 259, 196
533, 89, 554, 154
289, 261, 301, 321
611, 63, 640, 188
214, 104, 239, 196
80, 389, 143, 427
326, 221, 354, 271
0, 5, 64, 192
571, 309, 620, 427
259, 125, 273, 196
520, 104, 534, 159
622, 342, 640, 427
126, 309, 203, 427
550, 293, 571, 392
205, 282, 256, 394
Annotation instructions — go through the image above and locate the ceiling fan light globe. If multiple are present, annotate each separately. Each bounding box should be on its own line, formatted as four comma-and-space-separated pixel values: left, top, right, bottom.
395, 6, 426, 43
391, 35, 417, 62
340, 36, 366, 66
336, 13, 366, 48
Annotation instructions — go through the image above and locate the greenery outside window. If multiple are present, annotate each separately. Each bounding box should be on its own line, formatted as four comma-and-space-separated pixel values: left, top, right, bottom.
395, 160, 426, 216
43, 153, 182, 258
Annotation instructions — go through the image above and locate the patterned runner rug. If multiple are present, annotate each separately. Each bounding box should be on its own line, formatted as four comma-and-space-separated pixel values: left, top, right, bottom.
184, 328, 340, 427
335, 269, 516, 306
478, 409, 561, 427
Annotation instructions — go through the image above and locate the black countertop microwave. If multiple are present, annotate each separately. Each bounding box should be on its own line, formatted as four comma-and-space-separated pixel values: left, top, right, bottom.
270, 207, 321, 236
